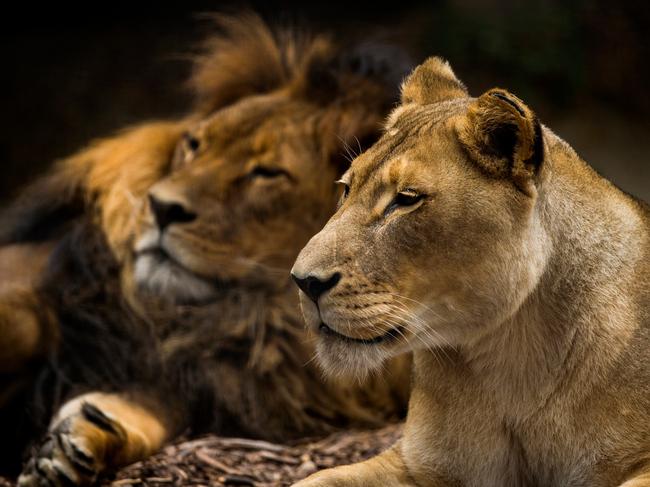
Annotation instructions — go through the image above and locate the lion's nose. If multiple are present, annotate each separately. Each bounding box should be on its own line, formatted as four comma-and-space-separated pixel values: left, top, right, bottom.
291, 272, 341, 303
148, 194, 197, 231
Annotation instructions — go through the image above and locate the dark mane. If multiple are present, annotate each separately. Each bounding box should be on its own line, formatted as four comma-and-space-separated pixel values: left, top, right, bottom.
189, 12, 321, 113
189, 12, 412, 115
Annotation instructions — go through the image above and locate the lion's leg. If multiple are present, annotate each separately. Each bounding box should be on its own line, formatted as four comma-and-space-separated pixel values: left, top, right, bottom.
0, 288, 56, 374
293, 444, 442, 487
18, 392, 170, 487
0, 243, 58, 374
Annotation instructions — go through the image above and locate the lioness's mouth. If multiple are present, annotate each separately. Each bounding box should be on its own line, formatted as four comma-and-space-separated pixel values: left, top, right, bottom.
318, 322, 403, 345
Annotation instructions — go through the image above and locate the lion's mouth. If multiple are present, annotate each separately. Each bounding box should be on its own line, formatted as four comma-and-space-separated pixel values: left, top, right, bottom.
318, 322, 403, 345
136, 247, 203, 278
133, 246, 219, 304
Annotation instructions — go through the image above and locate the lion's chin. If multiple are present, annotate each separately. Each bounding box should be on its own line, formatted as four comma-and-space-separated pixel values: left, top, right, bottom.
133, 251, 217, 305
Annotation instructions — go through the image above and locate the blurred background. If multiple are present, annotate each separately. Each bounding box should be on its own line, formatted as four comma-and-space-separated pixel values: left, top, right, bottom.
2, 0, 648, 203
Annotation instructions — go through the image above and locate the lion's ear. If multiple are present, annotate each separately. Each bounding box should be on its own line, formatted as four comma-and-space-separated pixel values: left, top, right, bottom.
400, 57, 467, 105
457, 88, 544, 194
297, 42, 413, 173
296, 41, 412, 106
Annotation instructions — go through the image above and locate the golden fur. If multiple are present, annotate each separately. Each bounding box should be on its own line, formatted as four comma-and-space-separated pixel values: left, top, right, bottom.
0, 15, 412, 485
292, 57, 650, 486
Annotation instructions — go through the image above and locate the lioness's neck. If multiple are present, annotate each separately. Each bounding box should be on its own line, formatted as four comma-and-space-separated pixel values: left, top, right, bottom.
438, 132, 649, 418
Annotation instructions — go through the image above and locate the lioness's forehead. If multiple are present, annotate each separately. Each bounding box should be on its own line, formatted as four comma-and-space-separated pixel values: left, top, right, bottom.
349, 99, 469, 185
385, 98, 469, 135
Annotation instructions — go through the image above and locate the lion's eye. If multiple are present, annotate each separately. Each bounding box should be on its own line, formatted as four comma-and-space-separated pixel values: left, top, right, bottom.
184, 133, 201, 152
385, 189, 424, 215
249, 166, 290, 179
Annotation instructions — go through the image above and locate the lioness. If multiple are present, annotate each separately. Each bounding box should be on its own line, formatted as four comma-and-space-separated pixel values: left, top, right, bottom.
0, 15, 411, 485
291, 57, 650, 486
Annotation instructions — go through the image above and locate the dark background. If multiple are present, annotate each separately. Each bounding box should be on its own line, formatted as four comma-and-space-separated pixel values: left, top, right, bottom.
2, 0, 649, 203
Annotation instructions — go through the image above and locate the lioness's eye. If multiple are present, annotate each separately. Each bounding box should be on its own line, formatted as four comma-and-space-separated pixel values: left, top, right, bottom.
249, 166, 290, 179
385, 189, 425, 215
335, 180, 350, 209
335, 179, 350, 198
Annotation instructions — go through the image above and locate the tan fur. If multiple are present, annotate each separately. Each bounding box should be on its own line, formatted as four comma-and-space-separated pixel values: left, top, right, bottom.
399, 57, 467, 106
52, 393, 166, 466
292, 57, 650, 486
0, 243, 57, 372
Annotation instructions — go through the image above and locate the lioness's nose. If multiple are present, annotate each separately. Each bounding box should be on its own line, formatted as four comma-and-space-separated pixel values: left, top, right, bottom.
291, 272, 341, 303
148, 193, 197, 231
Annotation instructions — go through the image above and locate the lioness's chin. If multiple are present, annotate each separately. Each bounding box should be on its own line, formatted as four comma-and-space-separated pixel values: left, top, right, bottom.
314, 332, 400, 382
133, 253, 217, 304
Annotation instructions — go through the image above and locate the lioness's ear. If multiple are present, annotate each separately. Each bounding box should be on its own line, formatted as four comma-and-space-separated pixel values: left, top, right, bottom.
400, 57, 467, 105
457, 88, 544, 194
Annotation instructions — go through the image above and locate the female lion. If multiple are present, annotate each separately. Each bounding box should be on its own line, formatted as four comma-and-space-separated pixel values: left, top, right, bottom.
291, 57, 650, 486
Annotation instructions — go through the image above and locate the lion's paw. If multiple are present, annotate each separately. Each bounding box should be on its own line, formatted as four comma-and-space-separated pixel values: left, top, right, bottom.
18, 403, 126, 487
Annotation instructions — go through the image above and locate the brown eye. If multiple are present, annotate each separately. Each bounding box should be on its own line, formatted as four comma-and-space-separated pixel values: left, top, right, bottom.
335, 180, 350, 198
385, 189, 424, 215
249, 166, 290, 179
184, 133, 201, 152
335, 180, 350, 209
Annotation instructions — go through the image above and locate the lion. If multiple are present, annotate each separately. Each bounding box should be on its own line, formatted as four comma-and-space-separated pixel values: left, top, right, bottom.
291, 57, 650, 487
0, 15, 412, 485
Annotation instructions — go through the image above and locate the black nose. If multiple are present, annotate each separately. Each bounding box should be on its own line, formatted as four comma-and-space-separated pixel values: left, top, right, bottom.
291, 272, 341, 303
148, 194, 197, 231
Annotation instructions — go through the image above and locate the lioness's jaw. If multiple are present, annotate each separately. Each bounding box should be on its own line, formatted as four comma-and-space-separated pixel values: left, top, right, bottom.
314, 337, 399, 381
295, 288, 409, 381
292, 247, 416, 381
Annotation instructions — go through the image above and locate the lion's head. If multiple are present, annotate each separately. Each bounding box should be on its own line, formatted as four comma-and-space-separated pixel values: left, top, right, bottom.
1, 14, 410, 308
292, 57, 551, 379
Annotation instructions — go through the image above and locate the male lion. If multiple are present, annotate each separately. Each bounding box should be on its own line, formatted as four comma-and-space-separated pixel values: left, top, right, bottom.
291, 57, 650, 486
0, 15, 411, 485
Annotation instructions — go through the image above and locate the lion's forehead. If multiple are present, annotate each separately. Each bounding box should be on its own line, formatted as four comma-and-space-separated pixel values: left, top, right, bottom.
199, 95, 316, 153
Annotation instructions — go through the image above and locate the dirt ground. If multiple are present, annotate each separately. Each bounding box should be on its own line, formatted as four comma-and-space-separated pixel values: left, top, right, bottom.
0, 424, 402, 487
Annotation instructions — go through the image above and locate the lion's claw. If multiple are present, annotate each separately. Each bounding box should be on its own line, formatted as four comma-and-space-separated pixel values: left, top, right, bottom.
18, 430, 92, 487
17, 404, 122, 487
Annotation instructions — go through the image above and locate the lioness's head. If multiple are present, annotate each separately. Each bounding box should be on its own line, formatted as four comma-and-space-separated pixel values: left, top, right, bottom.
292, 57, 549, 378
1, 15, 410, 306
